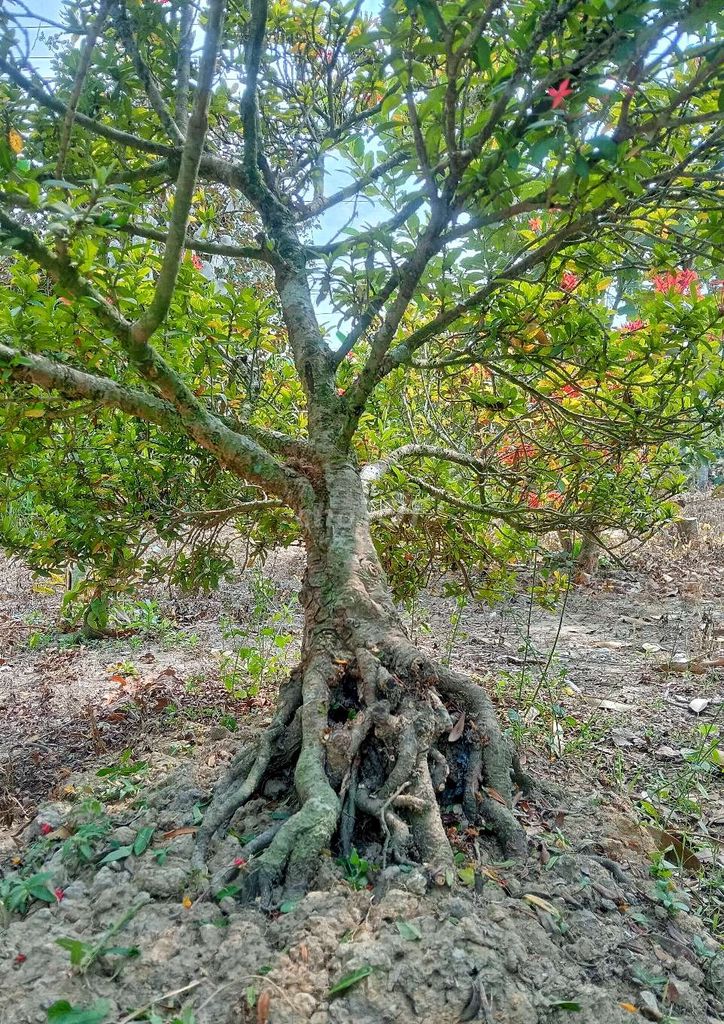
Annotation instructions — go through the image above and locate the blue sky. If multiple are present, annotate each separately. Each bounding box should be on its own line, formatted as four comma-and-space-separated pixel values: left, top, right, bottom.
22, 0, 381, 334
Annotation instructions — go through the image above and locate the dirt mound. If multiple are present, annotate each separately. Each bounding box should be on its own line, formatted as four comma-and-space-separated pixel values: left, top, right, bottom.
1, 754, 722, 1024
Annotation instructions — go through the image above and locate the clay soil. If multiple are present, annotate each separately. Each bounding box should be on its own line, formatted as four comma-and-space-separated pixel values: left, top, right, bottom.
0, 495, 722, 1024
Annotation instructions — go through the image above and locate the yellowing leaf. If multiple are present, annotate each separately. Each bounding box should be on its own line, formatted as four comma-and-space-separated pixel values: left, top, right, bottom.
25, 408, 45, 418
8, 128, 23, 153
597, 276, 613, 291
619, 1003, 637, 1013
182, 895, 192, 909
522, 893, 561, 917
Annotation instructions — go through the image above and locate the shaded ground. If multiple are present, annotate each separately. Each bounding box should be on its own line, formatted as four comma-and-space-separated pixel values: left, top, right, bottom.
0, 495, 722, 1023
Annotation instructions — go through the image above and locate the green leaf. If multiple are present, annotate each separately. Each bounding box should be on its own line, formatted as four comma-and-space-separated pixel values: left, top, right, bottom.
99, 845, 133, 865
55, 938, 90, 966
47, 1000, 110, 1024
472, 39, 491, 71
102, 945, 140, 959
132, 826, 155, 856
589, 135, 618, 162
395, 920, 422, 941
548, 1001, 582, 1011
28, 883, 56, 902
574, 153, 590, 180
457, 867, 475, 886
279, 899, 299, 913
328, 965, 374, 997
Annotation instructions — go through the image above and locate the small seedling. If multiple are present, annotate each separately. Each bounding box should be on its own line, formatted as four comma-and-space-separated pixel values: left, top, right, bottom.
0, 871, 55, 916
337, 847, 371, 890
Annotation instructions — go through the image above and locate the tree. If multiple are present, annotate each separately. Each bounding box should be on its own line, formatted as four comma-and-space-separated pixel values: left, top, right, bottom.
0, 0, 722, 903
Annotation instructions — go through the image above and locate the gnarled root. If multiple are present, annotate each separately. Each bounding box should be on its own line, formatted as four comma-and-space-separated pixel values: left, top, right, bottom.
193, 633, 528, 904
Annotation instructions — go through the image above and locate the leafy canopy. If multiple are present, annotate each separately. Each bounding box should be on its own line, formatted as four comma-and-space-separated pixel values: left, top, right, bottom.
0, 0, 722, 600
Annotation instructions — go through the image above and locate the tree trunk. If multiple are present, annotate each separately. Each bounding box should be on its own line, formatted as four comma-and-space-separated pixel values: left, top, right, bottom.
193, 459, 527, 905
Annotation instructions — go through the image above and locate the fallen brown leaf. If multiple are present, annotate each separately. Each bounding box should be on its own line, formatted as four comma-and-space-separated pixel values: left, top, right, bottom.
257, 990, 271, 1024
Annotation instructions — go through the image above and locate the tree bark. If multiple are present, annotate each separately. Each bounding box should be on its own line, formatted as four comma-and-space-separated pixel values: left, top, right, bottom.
193, 460, 527, 905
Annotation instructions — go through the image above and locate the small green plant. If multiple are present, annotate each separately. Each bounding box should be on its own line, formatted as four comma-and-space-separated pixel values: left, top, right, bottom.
61, 816, 112, 870
337, 847, 371, 890
47, 998, 110, 1024
219, 569, 295, 698
654, 877, 690, 916
0, 871, 55, 917
443, 592, 468, 667
94, 749, 148, 800
56, 900, 146, 975
56, 935, 139, 974
109, 598, 198, 649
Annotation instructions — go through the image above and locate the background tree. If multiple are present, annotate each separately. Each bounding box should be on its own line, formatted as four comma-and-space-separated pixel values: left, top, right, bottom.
0, 0, 722, 902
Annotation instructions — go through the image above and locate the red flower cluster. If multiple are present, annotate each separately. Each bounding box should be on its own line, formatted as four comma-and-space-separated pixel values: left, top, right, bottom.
525, 492, 542, 508
500, 443, 536, 466
190, 252, 203, 271
652, 269, 700, 296
546, 491, 563, 505
528, 217, 542, 233
54, 888, 65, 902
560, 270, 580, 292
39, 823, 53, 836
621, 319, 646, 333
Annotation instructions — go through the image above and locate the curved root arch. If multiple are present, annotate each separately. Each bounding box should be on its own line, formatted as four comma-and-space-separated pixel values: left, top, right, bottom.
193, 637, 527, 906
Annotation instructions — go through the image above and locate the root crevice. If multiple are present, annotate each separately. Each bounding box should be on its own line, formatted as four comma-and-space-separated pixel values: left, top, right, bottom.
194, 634, 529, 899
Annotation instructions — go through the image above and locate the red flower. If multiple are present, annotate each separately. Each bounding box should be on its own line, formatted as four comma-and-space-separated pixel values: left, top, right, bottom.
560, 383, 580, 398
525, 492, 542, 508
500, 443, 536, 466
337, 387, 346, 396
547, 79, 574, 109
54, 888, 65, 902
190, 252, 203, 271
528, 217, 542, 232
233, 857, 247, 868
560, 270, 580, 292
652, 269, 700, 297
39, 823, 53, 836
621, 319, 646, 333
546, 491, 563, 504
14, 954, 27, 965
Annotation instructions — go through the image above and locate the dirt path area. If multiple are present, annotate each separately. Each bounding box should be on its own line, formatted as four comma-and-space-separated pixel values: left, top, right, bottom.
0, 496, 722, 1023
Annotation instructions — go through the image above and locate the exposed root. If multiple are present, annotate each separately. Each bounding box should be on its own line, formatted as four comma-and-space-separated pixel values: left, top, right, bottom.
192, 671, 303, 871
193, 632, 529, 904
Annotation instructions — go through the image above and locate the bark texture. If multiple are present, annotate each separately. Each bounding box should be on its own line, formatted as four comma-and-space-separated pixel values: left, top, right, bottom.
193, 461, 527, 905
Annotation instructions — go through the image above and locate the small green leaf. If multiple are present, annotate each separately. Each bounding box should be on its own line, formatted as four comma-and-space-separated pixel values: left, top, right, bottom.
132, 826, 155, 856
472, 39, 491, 70
395, 920, 422, 941
589, 135, 618, 162
28, 883, 56, 902
102, 945, 140, 959
457, 867, 475, 886
548, 1000, 582, 1011
328, 965, 374, 997
47, 999, 110, 1024
55, 938, 90, 966
279, 899, 299, 913
99, 845, 133, 865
